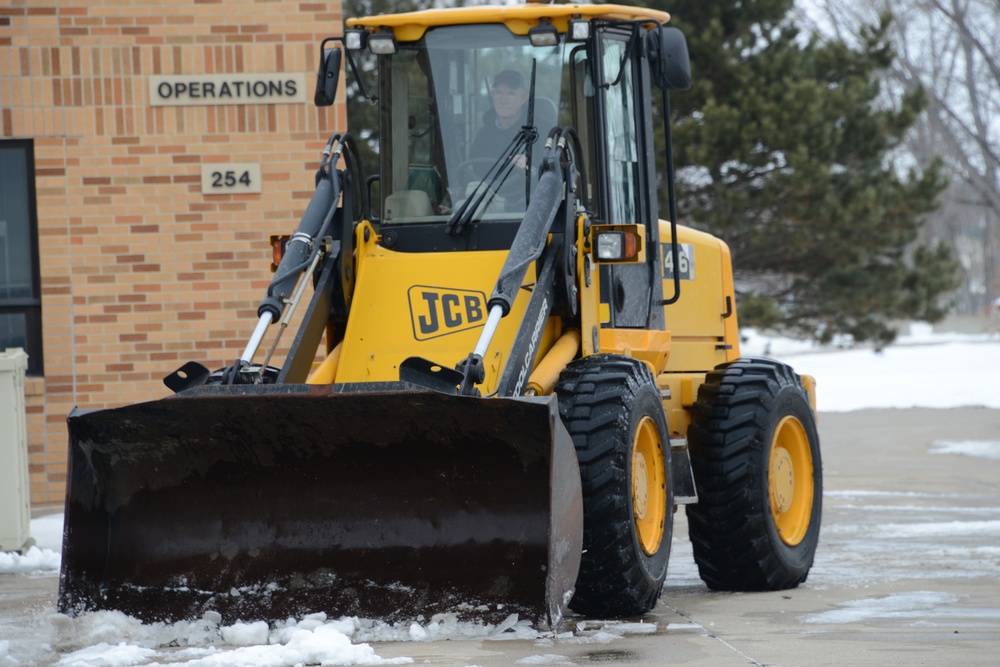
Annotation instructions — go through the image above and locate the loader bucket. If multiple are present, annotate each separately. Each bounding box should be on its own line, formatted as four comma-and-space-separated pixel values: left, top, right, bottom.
58, 385, 583, 629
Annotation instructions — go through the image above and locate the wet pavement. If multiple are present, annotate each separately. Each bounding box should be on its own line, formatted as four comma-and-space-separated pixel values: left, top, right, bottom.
2, 408, 999, 665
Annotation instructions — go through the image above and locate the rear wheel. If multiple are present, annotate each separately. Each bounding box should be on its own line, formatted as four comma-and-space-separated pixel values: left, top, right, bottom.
555, 355, 672, 617
686, 357, 822, 591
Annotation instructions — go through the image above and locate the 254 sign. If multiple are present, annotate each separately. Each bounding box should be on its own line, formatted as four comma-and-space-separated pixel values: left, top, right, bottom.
200, 163, 262, 195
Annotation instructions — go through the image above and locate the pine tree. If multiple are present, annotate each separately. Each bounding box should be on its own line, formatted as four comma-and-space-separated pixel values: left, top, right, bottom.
639, 0, 959, 344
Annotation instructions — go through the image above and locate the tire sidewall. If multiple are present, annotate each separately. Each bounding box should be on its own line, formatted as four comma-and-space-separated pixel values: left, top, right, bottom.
760, 384, 823, 575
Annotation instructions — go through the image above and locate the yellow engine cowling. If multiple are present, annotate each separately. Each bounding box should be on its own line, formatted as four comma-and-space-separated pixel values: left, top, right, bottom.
659, 222, 741, 372
323, 221, 561, 393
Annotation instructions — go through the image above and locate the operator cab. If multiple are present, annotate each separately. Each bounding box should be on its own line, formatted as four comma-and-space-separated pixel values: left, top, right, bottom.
331, 20, 659, 254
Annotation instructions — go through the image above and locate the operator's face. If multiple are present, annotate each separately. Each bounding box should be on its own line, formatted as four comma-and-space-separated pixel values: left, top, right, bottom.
492, 84, 528, 128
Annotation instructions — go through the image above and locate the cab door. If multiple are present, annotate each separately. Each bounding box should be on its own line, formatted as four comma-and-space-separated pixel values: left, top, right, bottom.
594, 30, 664, 330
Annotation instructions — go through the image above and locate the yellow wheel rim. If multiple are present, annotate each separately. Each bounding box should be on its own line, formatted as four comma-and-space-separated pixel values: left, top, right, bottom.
632, 416, 667, 556
768, 415, 814, 546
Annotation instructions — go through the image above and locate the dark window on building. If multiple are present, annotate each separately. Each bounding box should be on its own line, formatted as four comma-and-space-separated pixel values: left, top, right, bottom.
0, 139, 43, 375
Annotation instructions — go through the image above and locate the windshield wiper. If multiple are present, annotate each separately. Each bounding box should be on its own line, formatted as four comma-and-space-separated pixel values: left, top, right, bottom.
446, 129, 534, 236
447, 60, 540, 236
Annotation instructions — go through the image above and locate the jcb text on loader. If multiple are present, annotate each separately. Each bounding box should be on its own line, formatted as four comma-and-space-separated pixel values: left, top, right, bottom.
59, 3, 822, 629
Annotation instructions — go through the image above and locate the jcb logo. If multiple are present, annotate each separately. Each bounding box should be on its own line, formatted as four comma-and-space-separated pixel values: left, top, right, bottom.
408, 286, 487, 340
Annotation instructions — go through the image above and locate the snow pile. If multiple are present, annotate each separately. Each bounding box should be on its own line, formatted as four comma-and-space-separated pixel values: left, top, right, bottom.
40, 611, 664, 666
0, 545, 60, 574
350, 611, 540, 643
0, 512, 63, 574
51, 612, 414, 667
56, 642, 157, 667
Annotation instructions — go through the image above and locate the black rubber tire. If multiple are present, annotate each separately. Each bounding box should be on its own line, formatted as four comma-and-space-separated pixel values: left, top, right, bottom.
686, 357, 822, 591
555, 354, 673, 617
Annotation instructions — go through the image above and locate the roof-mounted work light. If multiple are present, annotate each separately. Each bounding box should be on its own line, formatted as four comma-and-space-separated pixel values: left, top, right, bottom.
568, 18, 590, 41
368, 30, 398, 55
528, 20, 559, 47
344, 29, 366, 51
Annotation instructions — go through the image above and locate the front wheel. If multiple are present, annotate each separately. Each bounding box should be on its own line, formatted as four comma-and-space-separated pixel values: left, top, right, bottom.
686, 357, 822, 591
555, 355, 673, 617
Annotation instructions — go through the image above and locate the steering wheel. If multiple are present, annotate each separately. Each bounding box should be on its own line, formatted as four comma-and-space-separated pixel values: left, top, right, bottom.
456, 158, 500, 187
455, 157, 529, 206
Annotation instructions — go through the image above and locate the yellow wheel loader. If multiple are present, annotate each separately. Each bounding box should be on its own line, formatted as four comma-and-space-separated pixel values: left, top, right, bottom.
59, 3, 822, 629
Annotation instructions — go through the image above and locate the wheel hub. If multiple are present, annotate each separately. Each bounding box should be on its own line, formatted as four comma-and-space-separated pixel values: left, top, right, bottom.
768, 415, 814, 546
632, 416, 666, 556
633, 453, 649, 518
770, 447, 794, 513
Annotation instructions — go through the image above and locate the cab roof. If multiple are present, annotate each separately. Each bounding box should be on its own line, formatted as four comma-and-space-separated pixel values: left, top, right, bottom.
346, 3, 671, 42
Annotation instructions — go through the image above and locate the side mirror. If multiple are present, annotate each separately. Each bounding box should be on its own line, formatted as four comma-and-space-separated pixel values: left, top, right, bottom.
314, 47, 342, 107
646, 27, 691, 91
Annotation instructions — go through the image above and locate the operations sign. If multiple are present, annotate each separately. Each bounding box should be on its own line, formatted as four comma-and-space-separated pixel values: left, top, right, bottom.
149, 73, 307, 107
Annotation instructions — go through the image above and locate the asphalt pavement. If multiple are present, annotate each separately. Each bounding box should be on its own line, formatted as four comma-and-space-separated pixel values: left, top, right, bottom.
2, 407, 999, 665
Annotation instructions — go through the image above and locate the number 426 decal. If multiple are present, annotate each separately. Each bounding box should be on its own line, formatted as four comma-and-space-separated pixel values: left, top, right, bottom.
662, 243, 695, 281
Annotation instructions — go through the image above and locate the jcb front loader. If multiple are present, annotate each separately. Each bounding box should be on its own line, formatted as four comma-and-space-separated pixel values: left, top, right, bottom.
59, 4, 822, 629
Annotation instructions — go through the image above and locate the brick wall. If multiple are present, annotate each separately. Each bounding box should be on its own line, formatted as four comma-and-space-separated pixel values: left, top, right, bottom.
0, 0, 346, 506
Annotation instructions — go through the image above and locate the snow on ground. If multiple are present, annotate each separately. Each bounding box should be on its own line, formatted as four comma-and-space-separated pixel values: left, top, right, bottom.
930, 439, 1000, 460
2, 324, 999, 665
740, 322, 1000, 412
802, 592, 963, 625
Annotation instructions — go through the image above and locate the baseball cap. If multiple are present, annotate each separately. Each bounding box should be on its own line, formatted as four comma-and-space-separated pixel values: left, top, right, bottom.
493, 69, 524, 89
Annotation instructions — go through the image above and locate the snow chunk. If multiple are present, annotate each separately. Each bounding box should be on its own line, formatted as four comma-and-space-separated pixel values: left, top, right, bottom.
572, 620, 655, 636
220, 621, 269, 646
603, 621, 656, 635
407, 622, 427, 641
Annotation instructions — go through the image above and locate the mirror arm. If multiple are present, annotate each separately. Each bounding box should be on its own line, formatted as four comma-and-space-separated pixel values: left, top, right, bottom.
343, 43, 377, 105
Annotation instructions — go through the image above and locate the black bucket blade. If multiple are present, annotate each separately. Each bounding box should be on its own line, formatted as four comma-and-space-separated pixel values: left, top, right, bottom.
59, 385, 583, 629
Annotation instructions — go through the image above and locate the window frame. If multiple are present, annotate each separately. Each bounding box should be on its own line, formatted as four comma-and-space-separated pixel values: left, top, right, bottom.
0, 139, 44, 375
